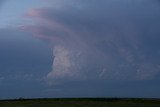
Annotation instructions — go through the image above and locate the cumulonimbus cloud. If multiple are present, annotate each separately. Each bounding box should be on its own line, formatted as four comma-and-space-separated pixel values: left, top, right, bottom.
23, 0, 160, 84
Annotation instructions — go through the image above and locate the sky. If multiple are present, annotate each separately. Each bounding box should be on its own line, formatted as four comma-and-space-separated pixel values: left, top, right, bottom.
0, 0, 160, 99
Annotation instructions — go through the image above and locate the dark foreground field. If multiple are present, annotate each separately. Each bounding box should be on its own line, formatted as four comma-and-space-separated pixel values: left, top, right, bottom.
0, 98, 160, 107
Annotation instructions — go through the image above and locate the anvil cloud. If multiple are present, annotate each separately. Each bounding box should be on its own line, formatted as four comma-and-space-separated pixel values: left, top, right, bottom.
23, 0, 160, 84
0, 0, 160, 98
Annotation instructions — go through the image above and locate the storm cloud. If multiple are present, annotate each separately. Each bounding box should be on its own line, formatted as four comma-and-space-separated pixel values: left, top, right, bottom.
23, 0, 160, 84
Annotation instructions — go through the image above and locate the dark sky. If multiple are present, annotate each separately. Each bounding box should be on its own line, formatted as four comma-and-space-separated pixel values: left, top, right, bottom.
0, 0, 160, 99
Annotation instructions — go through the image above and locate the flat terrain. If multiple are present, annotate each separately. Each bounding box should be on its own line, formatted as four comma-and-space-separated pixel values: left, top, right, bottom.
0, 98, 160, 107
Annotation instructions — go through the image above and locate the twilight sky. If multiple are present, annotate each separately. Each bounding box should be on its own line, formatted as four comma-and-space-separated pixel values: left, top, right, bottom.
0, 0, 160, 99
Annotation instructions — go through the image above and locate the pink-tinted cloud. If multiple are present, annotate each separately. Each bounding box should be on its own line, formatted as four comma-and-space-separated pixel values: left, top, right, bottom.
22, 0, 160, 84
25, 8, 43, 17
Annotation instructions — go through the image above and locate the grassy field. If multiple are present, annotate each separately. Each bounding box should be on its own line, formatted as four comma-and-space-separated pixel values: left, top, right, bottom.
0, 98, 160, 107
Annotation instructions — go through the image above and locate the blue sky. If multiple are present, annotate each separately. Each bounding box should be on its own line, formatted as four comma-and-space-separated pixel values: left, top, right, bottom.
0, 0, 48, 28
0, 0, 160, 99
